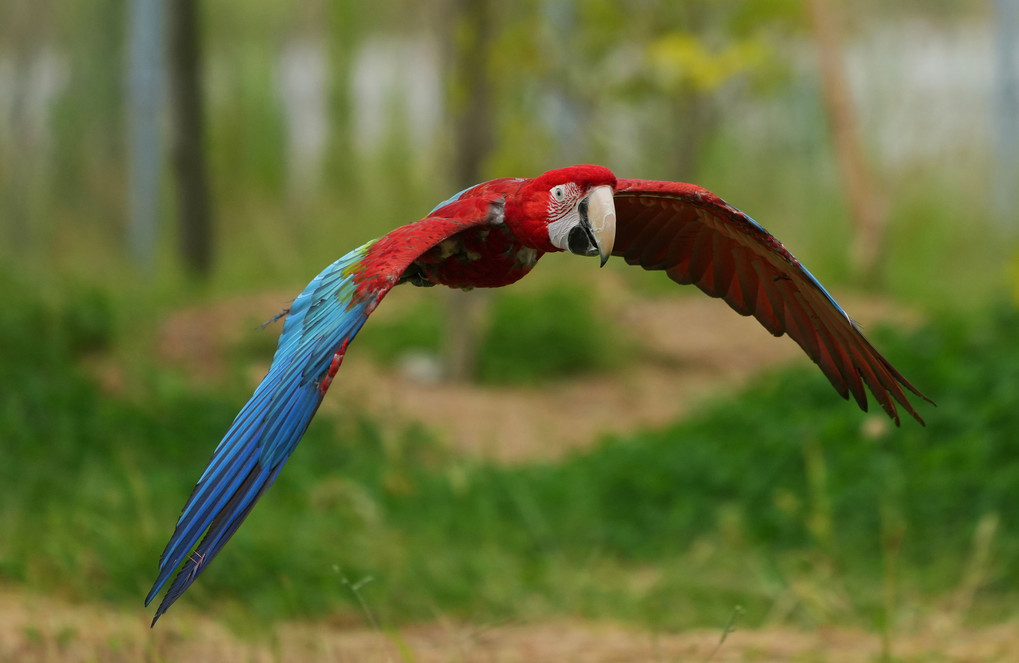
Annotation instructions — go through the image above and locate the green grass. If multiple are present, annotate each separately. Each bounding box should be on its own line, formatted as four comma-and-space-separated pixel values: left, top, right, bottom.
3, 266, 1018, 634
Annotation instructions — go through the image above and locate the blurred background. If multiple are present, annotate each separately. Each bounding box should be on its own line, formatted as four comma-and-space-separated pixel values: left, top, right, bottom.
2, 0, 1019, 660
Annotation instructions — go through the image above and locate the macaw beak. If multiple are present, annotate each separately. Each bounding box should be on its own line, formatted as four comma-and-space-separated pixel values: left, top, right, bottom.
583, 185, 616, 267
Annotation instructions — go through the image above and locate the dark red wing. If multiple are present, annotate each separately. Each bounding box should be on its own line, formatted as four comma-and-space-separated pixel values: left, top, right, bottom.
613, 178, 931, 425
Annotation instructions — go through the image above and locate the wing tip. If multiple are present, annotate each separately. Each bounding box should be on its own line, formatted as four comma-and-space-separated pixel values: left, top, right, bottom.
149, 590, 176, 628
146, 585, 172, 628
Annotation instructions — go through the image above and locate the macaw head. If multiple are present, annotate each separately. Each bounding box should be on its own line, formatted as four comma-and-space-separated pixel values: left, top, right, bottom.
507, 165, 618, 266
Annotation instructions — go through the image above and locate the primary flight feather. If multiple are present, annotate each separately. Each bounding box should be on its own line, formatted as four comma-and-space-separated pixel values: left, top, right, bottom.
146, 164, 930, 624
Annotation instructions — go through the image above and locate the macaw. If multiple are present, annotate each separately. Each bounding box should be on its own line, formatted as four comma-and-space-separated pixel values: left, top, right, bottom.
146, 164, 930, 624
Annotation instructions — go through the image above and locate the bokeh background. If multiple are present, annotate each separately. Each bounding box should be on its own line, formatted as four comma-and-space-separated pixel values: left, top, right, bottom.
2, 0, 1019, 661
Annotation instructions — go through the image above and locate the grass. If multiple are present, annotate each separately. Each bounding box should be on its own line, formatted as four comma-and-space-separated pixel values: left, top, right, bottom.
3, 264, 1019, 636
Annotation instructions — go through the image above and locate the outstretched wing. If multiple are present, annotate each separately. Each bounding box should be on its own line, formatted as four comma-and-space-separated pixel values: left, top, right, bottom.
613, 179, 931, 425
146, 196, 502, 625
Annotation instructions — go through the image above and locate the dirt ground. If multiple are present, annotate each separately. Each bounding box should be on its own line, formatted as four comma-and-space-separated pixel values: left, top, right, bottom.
2, 587, 1016, 663
155, 285, 918, 463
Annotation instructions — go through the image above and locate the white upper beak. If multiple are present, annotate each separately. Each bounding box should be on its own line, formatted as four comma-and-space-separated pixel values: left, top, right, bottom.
585, 185, 616, 266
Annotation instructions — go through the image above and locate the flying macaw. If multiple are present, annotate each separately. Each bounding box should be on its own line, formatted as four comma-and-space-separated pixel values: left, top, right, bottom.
146, 164, 930, 624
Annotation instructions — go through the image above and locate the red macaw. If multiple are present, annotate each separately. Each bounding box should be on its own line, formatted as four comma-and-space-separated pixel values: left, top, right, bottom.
146, 164, 930, 624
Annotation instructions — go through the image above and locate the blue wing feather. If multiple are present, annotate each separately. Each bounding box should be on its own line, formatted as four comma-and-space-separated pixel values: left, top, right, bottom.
147, 198, 501, 625
145, 242, 374, 624
148, 199, 500, 625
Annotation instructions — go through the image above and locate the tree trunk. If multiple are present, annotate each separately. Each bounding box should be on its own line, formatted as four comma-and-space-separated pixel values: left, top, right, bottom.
169, 0, 213, 277
805, 0, 885, 285
443, 0, 494, 382
126, 0, 165, 270
994, 0, 1019, 231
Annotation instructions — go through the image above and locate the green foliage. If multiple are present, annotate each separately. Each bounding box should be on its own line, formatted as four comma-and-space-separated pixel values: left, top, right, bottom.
0, 271, 115, 365
359, 293, 444, 361
478, 285, 624, 384
2, 0, 1004, 322
647, 32, 774, 94
364, 301, 1019, 626
1010, 251, 1019, 308
3, 266, 1019, 631
360, 284, 625, 384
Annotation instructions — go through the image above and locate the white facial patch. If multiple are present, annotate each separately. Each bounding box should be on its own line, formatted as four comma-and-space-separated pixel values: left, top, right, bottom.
547, 209, 581, 250
546, 182, 583, 250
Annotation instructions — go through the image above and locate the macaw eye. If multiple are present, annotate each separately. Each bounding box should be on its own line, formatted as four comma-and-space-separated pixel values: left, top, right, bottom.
551, 185, 567, 202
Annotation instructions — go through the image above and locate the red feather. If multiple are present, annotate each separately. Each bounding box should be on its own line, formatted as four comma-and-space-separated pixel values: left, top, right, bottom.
613, 178, 931, 425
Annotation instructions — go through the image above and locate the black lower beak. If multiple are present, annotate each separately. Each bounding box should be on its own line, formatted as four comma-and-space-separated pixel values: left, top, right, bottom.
567, 224, 600, 257
566, 197, 600, 258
